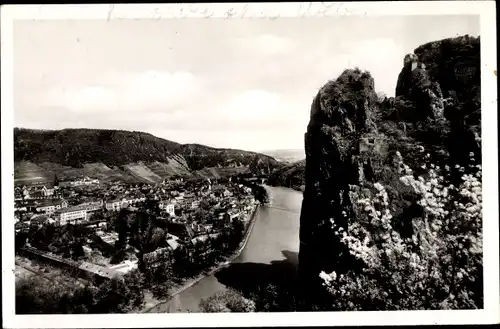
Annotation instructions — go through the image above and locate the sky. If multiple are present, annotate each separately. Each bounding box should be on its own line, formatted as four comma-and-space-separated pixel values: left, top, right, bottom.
14, 15, 479, 152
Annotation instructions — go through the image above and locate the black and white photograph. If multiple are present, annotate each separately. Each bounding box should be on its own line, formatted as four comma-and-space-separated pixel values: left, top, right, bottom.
1, 2, 498, 327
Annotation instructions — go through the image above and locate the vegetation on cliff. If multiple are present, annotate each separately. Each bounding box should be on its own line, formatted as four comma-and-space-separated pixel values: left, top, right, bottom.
322, 153, 482, 310
299, 35, 483, 310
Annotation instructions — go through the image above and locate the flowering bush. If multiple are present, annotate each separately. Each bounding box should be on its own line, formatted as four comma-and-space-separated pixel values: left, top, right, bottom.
321, 149, 483, 310
199, 289, 256, 313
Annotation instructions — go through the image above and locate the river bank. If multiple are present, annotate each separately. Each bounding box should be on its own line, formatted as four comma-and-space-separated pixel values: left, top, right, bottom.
142, 203, 260, 313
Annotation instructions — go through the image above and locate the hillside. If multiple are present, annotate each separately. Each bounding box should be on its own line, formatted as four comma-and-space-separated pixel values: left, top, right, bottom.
261, 149, 305, 163
14, 128, 282, 184
267, 159, 305, 191
297, 35, 483, 310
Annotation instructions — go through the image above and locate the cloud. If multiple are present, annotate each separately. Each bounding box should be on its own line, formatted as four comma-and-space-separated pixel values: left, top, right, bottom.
42, 70, 199, 113
338, 38, 406, 95
218, 90, 282, 122
153, 128, 306, 153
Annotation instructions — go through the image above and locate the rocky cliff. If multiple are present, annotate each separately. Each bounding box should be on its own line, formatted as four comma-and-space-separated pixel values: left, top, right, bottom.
393, 35, 481, 166
298, 68, 379, 292
298, 35, 481, 296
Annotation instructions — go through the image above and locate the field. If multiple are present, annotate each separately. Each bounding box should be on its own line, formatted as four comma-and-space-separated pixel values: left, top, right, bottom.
14, 160, 255, 186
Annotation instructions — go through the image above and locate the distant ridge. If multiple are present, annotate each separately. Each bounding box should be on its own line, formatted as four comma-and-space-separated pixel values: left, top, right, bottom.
260, 149, 305, 163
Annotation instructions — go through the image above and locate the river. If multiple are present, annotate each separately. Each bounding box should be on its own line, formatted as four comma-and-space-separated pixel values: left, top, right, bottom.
149, 185, 302, 313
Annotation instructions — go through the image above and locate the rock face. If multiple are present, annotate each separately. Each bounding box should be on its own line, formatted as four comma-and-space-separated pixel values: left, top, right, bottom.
298, 69, 378, 291
298, 35, 481, 296
395, 35, 481, 165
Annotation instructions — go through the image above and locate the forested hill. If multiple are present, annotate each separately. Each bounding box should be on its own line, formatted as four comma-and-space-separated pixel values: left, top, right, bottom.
14, 128, 182, 167
14, 128, 281, 184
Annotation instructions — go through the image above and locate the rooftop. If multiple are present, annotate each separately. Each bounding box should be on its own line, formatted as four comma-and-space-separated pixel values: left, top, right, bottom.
35, 199, 66, 207
166, 238, 180, 250
55, 204, 88, 214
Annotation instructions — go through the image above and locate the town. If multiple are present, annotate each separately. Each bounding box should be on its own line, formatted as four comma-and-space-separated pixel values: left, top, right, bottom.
14, 174, 267, 305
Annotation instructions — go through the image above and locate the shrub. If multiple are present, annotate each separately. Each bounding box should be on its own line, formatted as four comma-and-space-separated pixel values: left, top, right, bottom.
15, 270, 145, 314
199, 289, 256, 313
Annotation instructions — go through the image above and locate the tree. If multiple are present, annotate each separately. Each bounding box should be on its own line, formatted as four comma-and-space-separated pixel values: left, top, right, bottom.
230, 219, 245, 249
115, 209, 129, 249
122, 269, 146, 309
69, 285, 96, 313
193, 208, 208, 222
199, 199, 211, 211
150, 227, 166, 249
15, 232, 28, 251
199, 289, 256, 313
92, 277, 136, 313
70, 238, 85, 260
144, 199, 161, 215
147, 261, 174, 298
109, 249, 127, 264
16, 276, 66, 314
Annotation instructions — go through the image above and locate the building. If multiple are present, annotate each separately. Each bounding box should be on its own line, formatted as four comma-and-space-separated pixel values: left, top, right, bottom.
105, 199, 122, 212
14, 202, 28, 212
95, 230, 119, 246
158, 201, 175, 217
71, 176, 100, 187
54, 205, 88, 225
79, 200, 103, 212
24, 184, 55, 199
159, 200, 176, 217
105, 197, 144, 212
166, 203, 176, 217
41, 185, 54, 197
35, 199, 68, 214
189, 234, 213, 260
